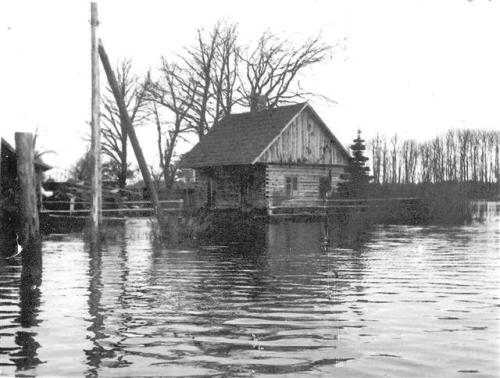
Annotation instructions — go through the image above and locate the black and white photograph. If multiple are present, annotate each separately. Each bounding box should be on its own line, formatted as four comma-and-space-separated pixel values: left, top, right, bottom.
0, 1, 499, 376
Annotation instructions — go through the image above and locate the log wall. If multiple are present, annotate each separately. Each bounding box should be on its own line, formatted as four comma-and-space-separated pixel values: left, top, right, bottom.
195, 163, 347, 209
258, 108, 349, 166
266, 164, 345, 206
196, 165, 267, 209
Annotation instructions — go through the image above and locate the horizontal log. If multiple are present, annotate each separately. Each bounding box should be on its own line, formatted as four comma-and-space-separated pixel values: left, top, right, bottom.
267, 170, 339, 176
41, 207, 182, 214
323, 197, 419, 203
43, 199, 183, 205
47, 214, 126, 221
270, 205, 369, 209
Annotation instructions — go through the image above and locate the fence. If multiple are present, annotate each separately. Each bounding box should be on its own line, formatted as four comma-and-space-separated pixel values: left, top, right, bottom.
268, 197, 420, 216
41, 199, 184, 217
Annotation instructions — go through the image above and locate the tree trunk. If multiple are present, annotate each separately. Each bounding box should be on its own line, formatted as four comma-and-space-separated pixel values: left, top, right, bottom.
119, 122, 127, 189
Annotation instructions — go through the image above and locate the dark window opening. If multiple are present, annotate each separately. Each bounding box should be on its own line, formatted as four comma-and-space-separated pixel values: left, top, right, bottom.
319, 176, 331, 199
285, 176, 298, 197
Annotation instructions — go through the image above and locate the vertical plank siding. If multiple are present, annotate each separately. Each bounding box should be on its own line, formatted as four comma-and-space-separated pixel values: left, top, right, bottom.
258, 108, 348, 166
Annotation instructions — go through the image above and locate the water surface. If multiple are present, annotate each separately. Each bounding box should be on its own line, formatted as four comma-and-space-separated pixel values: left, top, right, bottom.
0, 203, 499, 377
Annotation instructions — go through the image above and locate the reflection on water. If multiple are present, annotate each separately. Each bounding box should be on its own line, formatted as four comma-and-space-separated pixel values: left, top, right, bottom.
0, 204, 499, 377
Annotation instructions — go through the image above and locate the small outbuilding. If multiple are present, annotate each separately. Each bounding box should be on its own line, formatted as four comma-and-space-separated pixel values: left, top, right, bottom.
1, 138, 51, 208
179, 102, 350, 211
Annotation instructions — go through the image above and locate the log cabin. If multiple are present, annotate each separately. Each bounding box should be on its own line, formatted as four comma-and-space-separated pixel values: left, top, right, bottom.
179, 102, 350, 212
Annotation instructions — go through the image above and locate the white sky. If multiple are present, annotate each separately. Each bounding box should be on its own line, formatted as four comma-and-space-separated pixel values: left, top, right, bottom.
1, 0, 499, 173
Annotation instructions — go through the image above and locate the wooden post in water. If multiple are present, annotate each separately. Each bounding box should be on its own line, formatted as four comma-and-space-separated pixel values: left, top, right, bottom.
15, 132, 40, 244
98, 41, 168, 235
0, 133, 2, 197
0, 134, 3, 209
0, 134, 3, 251
90, 2, 102, 234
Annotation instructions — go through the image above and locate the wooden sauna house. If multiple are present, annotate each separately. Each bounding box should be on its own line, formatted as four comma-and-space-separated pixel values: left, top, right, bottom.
179, 102, 350, 212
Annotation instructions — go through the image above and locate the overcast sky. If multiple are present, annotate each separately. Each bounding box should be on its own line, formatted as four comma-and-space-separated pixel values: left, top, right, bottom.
1, 0, 499, 173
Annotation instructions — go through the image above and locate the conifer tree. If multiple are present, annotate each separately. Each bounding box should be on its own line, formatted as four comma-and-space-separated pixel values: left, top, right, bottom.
338, 130, 372, 198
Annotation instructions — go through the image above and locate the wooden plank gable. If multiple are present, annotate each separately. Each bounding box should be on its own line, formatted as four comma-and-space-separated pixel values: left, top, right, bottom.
256, 106, 348, 166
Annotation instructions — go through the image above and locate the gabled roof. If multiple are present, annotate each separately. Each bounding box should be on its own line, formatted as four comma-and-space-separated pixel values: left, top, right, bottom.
179, 102, 349, 168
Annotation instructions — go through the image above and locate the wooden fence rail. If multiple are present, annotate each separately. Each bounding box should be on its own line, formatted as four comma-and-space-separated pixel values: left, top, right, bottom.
43, 200, 183, 206
41, 208, 182, 214
269, 197, 420, 216
41, 199, 184, 217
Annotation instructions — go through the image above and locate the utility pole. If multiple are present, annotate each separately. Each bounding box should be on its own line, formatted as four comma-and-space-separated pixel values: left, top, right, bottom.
90, 2, 102, 234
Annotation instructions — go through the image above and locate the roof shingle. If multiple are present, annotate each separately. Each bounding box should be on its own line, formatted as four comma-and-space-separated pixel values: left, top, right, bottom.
179, 103, 307, 168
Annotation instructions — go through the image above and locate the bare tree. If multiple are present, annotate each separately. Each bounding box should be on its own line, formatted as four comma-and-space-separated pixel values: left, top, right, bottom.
239, 32, 332, 111
101, 59, 149, 188
382, 139, 389, 184
420, 143, 432, 183
495, 131, 500, 183
155, 21, 332, 147
400, 139, 410, 184
431, 136, 445, 182
368, 134, 382, 184
390, 134, 399, 184
148, 62, 197, 197
444, 130, 457, 181
211, 23, 239, 122
458, 130, 470, 181
176, 22, 240, 139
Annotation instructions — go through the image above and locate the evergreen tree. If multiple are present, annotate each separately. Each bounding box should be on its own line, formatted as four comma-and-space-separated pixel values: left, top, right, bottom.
338, 130, 372, 198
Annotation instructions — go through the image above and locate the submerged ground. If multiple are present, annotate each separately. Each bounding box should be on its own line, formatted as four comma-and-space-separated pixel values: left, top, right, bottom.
0, 202, 499, 377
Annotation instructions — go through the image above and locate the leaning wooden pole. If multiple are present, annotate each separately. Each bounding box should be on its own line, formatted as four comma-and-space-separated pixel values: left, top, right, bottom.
15, 133, 40, 244
90, 2, 102, 233
98, 40, 168, 234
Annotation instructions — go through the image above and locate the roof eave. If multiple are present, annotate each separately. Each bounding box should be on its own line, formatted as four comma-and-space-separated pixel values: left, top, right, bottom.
178, 160, 255, 169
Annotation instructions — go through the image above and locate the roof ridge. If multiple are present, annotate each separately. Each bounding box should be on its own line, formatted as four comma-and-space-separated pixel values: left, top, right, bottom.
179, 101, 342, 169
223, 102, 307, 118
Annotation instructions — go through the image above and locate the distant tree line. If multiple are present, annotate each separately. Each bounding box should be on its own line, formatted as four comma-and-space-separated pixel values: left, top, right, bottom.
367, 129, 499, 185
337, 129, 498, 223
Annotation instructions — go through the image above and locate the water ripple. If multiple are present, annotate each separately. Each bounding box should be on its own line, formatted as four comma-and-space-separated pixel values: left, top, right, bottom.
0, 205, 499, 376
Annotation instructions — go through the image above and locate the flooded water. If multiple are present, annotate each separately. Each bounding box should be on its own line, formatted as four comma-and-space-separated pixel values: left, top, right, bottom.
1, 203, 499, 377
